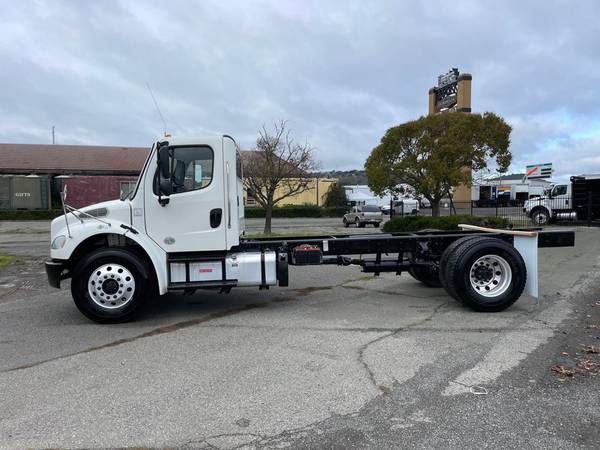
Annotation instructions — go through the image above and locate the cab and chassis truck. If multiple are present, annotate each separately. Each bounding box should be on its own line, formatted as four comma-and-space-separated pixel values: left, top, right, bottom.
45, 135, 574, 323
524, 174, 600, 225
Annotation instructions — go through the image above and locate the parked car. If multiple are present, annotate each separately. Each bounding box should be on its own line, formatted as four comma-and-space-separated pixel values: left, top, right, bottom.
343, 205, 383, 227
381, 199, 420, 216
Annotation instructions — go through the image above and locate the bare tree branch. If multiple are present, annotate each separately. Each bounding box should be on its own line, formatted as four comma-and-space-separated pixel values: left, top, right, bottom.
243, 121, 319, 233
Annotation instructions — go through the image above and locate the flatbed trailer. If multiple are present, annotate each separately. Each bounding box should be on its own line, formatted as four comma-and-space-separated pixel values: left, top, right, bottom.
45, 135, 575, 323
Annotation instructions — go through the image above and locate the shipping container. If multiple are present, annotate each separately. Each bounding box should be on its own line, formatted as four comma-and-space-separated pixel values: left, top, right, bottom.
0, 175, 50, 210
53, 175, 139, 209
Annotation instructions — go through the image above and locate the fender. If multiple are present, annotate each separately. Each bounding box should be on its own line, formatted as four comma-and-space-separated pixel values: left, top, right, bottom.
52, 220, 168, 295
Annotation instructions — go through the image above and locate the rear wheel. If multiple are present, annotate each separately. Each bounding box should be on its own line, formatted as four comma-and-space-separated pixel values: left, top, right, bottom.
439, 236, 487, 302
71, 248, 153, 323
409, 228, 443, 288
408, 266, 442, 287
441, 237, 526, 312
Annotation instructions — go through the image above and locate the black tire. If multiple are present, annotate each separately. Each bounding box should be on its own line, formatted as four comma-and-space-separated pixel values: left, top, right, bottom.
374, 222, 380, 228
355, 217, 360, 227
408, 266, 442, 287
442, 237, 526, 312
439, 236, 488, 302
409, 228, 443, 287
343, 218, 349, 228
71, 248, 154, 323
531, 208, 550, 225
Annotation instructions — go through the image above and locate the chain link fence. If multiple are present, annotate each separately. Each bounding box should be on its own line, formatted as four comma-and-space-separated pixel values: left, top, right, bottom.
410, 192, 599, 227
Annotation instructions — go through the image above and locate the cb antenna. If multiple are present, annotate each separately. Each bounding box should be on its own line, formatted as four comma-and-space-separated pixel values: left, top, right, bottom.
146, 82, 169, 137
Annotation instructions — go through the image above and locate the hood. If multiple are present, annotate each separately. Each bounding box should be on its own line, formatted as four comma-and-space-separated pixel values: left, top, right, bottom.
524, 196, 546, 207
51, 199, 131, 234
79, 199, 131, 223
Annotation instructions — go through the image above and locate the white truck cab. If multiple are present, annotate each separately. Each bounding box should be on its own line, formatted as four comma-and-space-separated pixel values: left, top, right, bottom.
524, 183, 571, 224
46, 135, 273, 323
524, 175, 600, 224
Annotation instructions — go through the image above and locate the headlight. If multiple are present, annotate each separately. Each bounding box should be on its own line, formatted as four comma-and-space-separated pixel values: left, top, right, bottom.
51, 235, 67, 249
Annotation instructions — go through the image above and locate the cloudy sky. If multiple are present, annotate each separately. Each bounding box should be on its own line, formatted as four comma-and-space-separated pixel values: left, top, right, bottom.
1, 1, 598, 179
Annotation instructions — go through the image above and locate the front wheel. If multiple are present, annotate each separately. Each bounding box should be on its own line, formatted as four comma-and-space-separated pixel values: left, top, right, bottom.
343, 218, 349, 228
71, 248, 153, 323
531, 208, 550, 225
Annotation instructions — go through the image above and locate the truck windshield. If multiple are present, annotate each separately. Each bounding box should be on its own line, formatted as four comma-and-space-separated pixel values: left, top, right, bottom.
122, 146, 153, 201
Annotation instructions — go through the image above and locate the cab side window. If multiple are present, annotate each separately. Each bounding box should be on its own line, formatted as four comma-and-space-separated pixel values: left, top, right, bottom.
154, 146, 214, 195
553, 185, 567, 196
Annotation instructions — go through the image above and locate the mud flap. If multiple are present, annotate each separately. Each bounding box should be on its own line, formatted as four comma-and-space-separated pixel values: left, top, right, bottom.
513, 234, 539, 298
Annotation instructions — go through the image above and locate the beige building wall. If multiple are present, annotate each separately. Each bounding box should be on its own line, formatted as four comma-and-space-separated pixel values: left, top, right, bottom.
245, 178, 338, 207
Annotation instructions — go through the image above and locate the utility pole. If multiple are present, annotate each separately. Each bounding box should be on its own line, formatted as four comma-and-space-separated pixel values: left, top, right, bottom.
52, 126, 55, 144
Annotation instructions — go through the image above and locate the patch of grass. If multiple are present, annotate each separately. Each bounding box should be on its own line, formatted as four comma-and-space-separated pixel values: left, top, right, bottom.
0, 254, 18, 271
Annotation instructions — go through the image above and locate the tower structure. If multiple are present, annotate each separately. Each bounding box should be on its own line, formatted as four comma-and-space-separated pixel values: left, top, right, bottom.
428, 68, 472, 204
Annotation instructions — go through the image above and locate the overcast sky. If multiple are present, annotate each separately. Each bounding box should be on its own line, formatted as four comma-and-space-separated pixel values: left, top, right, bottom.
1, 1, 598, 179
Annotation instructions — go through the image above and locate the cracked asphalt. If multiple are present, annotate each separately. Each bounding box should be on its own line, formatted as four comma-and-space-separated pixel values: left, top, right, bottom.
0, 219, 599, 449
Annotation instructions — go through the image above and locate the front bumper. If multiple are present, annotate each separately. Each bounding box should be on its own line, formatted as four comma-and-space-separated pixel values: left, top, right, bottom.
45, 259, 66, 288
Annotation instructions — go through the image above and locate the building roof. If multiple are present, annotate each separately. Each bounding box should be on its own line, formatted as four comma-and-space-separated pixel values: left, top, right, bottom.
487, 173, 526, 181
0, 143, 150, 175
240, 150, 304, 176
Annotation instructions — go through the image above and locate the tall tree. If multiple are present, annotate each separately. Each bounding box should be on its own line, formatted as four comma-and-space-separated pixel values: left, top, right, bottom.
244, 121, 318, 233
365, 112, 511, 216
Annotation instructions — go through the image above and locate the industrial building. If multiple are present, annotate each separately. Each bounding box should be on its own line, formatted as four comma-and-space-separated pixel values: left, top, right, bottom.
0, 143, 149, 209
0, 143, 336, 210
472, 174, 552, 206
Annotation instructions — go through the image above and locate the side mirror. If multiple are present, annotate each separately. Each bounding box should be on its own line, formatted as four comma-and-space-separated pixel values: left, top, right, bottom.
156, 143, 172, 206
158, 145, 171, 179
159, 179, 172, 196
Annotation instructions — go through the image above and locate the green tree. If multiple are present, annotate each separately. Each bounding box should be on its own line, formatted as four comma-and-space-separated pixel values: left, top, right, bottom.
323, 182, 348, 207
365, 112, 511, 216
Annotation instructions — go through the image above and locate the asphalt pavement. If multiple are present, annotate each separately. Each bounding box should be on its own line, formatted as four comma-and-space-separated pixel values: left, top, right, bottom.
0, 219, 598, 449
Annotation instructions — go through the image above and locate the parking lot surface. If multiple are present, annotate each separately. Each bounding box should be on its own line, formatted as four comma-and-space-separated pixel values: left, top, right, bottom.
1, 219, 599, 449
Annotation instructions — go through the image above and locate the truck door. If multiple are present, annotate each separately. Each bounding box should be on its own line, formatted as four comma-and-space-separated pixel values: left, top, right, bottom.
551, 184, 569, 210
144, 142, 227, 253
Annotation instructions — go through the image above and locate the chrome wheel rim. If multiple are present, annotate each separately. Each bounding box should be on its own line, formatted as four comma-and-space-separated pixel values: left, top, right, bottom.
88, 263, 136, 309
533, 212, 547, 225
469, 254, 512, 298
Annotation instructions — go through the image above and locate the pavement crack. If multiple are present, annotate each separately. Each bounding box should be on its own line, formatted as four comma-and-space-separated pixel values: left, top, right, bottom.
357, 300, 449, 393
1, 301, 282, 374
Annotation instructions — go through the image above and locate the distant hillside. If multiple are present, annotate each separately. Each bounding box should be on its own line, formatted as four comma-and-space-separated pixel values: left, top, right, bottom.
311, 169, 368, 186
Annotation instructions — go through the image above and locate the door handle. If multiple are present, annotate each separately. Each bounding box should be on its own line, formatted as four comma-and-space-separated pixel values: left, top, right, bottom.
210, 208, 222, 228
